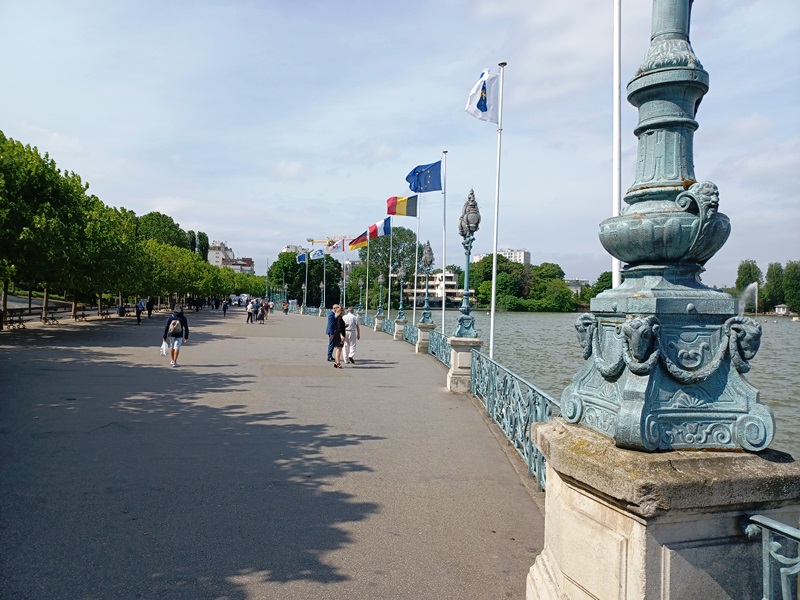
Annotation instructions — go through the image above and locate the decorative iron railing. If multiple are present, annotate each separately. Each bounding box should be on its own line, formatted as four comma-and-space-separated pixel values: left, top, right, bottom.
470, 350, 558, 491
403, 323, 418, 345
428, 330, 451, 368
362, 313, 375, 329
381, 318, 395, 335
744, 515, 800, 599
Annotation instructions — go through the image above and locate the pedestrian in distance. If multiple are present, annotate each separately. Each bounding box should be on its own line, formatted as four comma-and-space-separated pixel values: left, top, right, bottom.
246, 300, 254, 324
325, 303, 340, 361
222, 299, 228, 317
332, 306, 346, 369
146, 297, 154, 319
342, 306, 360, 364
162, 305, 189, 368
135, 298, 145, 325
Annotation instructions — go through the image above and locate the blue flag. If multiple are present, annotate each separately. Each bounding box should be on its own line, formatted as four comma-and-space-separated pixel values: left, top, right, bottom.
406, 161, 442, 193
296, 253, 307, 264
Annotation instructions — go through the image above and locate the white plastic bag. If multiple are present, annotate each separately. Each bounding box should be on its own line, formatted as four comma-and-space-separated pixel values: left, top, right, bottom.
160, 341, 169, 357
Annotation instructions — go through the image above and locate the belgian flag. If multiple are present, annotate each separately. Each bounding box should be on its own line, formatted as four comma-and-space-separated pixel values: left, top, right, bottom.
386, 195, 418, 217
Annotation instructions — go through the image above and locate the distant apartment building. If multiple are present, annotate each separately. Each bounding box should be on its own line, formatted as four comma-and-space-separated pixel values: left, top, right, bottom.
282, 244, 304, 254
208, 241, 236, 268
403, 271, 471, 305
472, 248, 531, 265
223, 257, 255, 275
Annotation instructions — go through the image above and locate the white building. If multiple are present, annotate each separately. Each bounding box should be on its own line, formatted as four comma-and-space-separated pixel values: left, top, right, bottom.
565, 278, 590, 295
282, 244, 305, 254
208, 241, 236, 268
472, 248, 531, 265
223, 257, 255, 275
402, 271, 470, 305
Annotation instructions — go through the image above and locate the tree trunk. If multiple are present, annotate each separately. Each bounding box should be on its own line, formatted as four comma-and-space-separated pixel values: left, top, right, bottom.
1, 279, 7, 330
42, 288, 49, 322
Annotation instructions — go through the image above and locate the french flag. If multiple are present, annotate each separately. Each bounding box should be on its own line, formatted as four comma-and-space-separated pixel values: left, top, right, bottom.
368, 216, 391, 239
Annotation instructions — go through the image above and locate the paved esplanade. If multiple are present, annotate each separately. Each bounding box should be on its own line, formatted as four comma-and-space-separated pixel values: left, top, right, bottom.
0, 307, 544, 599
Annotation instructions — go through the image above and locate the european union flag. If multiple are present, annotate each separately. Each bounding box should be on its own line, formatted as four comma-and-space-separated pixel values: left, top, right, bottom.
405, 161, 442, 193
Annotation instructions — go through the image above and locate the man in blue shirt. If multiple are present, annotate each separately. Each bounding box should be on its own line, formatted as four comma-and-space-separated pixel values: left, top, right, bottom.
325, 304, 340, 362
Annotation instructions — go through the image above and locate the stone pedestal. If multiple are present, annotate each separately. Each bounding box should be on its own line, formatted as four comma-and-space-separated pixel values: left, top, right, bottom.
446, 337, 483, 393
374, 314, 385, 332
393, 318, 407, 341
527, 420, 800, 600
416, 322, 436, 354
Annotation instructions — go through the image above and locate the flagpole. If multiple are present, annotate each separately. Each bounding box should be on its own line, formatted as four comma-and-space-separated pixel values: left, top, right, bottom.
412, 205, 420, 323
612, 0, 622, 288
365, 239, 370, 317
488, 62, 507, 360
442, 150, 448, 331
342, 245, 347, 308
387, 216, 393, 321
304, 250, 309, 311
323, 251, 327, 309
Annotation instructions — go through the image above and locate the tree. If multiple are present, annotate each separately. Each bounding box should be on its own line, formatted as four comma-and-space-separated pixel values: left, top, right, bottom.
138, 212, 187, 248
784, 261, 800, 313
762, 262, 784, 311
735, 259, 763, 292
185, 230, 197, 253
470, 255, 523, 299
196, 231, 210, 262
356, 226, 420, 277
527, 262, 566, 303
356, 226, 421, 308
532, 279, 579, 312
592, 271, 613, 297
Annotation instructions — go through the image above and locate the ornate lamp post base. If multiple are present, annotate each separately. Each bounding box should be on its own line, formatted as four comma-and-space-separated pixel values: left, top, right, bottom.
453, 314, 477, 338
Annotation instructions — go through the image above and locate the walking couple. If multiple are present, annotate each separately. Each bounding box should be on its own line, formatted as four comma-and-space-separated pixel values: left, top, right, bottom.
326, 305, 360, 368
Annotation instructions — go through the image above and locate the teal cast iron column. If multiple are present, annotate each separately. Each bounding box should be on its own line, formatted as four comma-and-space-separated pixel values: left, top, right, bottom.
561, 0, 773, 452
453, 190, 480, 338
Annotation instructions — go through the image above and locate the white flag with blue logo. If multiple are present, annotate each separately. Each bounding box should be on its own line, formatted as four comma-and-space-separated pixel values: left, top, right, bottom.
309, 248, 326, 260
465, 69, 499, 124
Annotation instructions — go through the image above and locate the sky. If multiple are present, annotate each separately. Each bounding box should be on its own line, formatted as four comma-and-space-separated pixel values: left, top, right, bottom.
1, 0, 798, 288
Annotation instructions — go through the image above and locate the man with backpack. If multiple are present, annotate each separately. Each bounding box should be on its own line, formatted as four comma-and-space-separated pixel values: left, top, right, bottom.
162, 305, 189, 368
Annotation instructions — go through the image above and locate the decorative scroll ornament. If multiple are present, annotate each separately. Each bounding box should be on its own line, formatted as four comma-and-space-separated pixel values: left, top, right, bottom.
636, 38, 703, 75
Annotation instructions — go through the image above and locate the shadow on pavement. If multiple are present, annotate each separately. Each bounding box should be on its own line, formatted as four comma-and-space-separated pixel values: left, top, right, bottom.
0, 321, 383, 599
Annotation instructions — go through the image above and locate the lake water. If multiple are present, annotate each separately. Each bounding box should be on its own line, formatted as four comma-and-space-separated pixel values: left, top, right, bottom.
418, 309, 800, 458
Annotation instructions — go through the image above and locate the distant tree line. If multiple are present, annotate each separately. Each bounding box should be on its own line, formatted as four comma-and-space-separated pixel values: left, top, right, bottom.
734, 259, 800, 313
0, 130, 265, 322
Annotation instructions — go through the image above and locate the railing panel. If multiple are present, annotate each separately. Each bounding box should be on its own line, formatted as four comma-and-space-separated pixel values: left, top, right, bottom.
362, 313, 375, 329
428, 330, 451, 368
470, 349, 558, 491
745, 515, 800, 600
381, 318, 395, 335
404, 323, 418, 345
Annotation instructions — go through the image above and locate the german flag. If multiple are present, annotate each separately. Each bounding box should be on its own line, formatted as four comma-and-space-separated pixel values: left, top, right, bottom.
386, 195, 418, 217
349, 230, 368, 250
